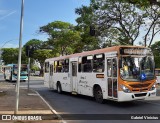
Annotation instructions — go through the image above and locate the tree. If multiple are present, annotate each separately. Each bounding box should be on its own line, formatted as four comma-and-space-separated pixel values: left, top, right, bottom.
23, 39, 43, 57
40, 21, 81, 55
91, 0, 143, 45
75, 5, 102, 50
23, 39, 55, 76
33, 49, 54, 76
123, 0, 160, 6
142, 5, 160, 47
79, 0, 160, 47
150, 41, 160, 68
1, 48, 27, 64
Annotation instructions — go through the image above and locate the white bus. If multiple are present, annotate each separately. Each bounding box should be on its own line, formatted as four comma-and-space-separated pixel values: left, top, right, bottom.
44, 46, 156, 103
3, 64, 28, 82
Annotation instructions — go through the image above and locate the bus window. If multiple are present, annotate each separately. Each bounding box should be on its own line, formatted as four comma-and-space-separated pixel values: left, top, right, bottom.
54, 61, 57, 73
50, 65, 53, 76
107, 59, 112, 77
78, 57, 82, 72
63, 59, 69, 72
82, 55, 93, 72
113, 58, 117, 77
45, 62, 49, 73
56, 61, 63, 73
93, 54, 104, 73
72, 62, 77, 76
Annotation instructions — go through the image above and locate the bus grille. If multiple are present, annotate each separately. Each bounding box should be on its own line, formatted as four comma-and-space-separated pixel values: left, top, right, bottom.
129, 83, 150, 88
134, 93, 147, 97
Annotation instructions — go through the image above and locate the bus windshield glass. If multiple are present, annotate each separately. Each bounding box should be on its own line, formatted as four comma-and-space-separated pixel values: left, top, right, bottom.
120, 56, 154, 81
13, 66, 28, 75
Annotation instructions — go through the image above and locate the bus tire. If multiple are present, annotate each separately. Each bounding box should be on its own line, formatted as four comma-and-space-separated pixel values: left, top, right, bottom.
57, 82, 62, 94
4, 75, 6, 80
94, 86, 104, 103
9, 76, 12, 82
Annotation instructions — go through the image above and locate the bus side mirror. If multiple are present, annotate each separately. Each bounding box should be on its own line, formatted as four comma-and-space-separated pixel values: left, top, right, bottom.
119, 59, 122, 68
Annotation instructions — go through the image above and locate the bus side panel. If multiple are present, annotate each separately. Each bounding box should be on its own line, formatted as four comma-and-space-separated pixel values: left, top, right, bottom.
77, 73, 107, 98
53, 73, 71, 92
44, 73, 50, 88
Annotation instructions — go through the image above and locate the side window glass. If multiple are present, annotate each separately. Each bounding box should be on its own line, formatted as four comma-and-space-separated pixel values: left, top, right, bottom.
72, 62, 77, 76
82, 56, 93, 72
45, 62, 49, 73
64, 59, 69, 72
107, 59, 112, 77
93, 54, 104, 72
50, 65, 53, 76
78, 57, 82, 72
54, 61, 57, 73
57, 61, 63, 73
113, 58, 117, 77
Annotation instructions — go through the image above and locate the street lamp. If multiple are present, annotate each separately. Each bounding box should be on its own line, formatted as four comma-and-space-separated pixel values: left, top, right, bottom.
15, 0, 24, 114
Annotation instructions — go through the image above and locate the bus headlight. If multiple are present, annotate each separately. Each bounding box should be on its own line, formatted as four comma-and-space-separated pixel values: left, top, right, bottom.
150, 83, 156, 91
120, 85, 131, 93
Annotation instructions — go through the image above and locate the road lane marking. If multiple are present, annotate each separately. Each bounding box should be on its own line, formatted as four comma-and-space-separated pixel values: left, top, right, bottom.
34, 90, 67, 123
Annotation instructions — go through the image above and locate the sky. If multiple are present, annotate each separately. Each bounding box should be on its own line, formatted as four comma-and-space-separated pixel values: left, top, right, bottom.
0, 0, 159, 49
0, 0, 90, 48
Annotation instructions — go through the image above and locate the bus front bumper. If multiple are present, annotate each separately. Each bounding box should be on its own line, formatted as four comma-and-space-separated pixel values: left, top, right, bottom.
118, 89, 157, 102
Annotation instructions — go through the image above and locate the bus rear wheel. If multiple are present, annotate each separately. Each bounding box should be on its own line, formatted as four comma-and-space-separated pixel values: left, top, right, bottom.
9, 76, 12, 82
57, 83, 62, 94
94, 86, 104, 103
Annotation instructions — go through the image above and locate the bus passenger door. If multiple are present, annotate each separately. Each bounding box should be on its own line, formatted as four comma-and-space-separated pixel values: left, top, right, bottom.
71, 62, 78, 94
107, 58, 118, 99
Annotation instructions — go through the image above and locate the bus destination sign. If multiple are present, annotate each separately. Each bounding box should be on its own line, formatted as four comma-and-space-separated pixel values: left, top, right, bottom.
120, 47, 152, 55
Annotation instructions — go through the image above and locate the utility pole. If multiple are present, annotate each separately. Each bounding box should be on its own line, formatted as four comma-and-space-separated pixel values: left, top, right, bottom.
28, 51, 30, 93
15, 0, 24, 114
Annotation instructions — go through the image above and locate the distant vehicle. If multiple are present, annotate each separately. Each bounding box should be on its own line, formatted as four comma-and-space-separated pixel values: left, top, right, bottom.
3, 64, 28, 82
30, 71, 40, 76
44, 46, 156, 103
155, 68, 160, 85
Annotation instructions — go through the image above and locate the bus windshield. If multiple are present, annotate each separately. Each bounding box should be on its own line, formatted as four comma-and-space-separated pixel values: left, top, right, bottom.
120, 56, 154, 81
13, 67, 28, 75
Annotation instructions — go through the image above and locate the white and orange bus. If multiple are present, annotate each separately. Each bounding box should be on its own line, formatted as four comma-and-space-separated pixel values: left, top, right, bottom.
44, 46, 156, 103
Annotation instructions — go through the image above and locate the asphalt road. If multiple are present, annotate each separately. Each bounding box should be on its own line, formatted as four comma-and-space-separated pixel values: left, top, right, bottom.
0, 74, 160, 123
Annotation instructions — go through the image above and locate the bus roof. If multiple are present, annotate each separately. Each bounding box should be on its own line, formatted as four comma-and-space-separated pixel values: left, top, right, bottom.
4, 64, 27, 67
45, 45, 150, 62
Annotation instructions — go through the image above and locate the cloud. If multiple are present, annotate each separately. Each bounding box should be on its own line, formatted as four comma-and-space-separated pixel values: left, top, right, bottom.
0, 10, 16, 21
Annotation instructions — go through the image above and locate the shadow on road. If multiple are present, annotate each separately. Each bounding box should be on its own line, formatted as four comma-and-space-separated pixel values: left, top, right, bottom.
48, 90, 146, 108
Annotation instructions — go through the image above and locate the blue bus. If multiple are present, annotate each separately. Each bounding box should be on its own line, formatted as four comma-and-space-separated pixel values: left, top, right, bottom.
3, 64, 28, 82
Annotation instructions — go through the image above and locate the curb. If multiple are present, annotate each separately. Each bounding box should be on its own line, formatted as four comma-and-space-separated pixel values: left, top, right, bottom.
34, 90, 66, 123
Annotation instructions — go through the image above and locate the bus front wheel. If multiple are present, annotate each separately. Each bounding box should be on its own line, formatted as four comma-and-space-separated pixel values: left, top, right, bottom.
94, 86, 104, 103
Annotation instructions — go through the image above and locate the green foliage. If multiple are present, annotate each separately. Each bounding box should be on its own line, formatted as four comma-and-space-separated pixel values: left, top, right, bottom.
23, 39, 42, 47
150, 41, 160, 68
31, 65, 40, 71
1, 48, 27, 65
40, 21, 82, 55
33, 49, 54, 65
75, 5, 102, 50
75, 0, 160, 47
121, 0, 160, 8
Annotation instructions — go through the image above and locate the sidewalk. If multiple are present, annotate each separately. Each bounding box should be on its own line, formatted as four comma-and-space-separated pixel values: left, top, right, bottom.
0, 81, 62, 123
